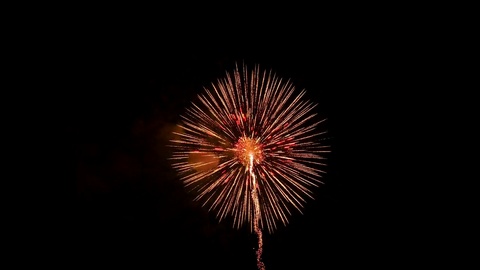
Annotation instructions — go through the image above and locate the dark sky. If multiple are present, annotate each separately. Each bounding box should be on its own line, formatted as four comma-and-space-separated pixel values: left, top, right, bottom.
67, 15, 441, 269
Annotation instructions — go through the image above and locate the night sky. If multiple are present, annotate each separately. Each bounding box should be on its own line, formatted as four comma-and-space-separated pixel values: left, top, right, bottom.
68, 16, 440, 269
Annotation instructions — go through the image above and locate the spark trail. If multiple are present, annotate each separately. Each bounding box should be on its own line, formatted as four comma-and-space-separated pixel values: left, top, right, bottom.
248, 153, 265, 270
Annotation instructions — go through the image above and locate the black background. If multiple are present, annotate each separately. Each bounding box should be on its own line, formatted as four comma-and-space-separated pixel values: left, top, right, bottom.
65, 9, 452, 269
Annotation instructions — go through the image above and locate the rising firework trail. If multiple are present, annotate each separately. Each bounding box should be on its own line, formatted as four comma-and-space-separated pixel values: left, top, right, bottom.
170, 63, 329, 269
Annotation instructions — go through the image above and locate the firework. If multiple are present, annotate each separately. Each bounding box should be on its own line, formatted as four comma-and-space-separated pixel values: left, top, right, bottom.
170, 63, 329, 269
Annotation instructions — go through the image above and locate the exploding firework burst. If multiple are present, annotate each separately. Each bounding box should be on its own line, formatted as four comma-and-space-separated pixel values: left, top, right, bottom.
170, 63, 329, 232
170, 63, 329, 269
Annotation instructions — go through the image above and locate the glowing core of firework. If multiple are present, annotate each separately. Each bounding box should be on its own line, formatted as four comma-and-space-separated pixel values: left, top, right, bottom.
235, 137, 264, 167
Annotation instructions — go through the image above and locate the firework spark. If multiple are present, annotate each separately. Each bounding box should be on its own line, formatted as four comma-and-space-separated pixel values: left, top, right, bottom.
170, 63, 329, 269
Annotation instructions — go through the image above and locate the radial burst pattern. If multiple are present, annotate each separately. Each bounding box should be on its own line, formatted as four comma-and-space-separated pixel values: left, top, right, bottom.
170, 64, 329, 233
